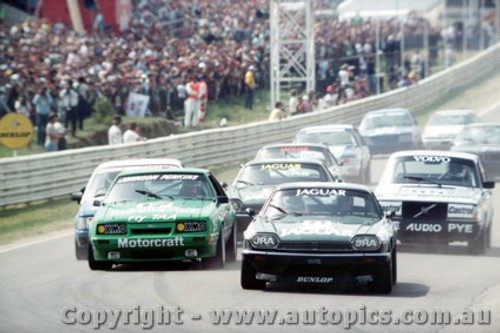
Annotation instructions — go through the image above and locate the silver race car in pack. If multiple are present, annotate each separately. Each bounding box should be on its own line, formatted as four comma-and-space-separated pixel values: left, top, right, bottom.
376, 151, 494, 254
254, 143, 344, 181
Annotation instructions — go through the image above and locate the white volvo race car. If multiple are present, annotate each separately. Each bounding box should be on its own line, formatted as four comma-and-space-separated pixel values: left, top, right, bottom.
375, 151, 494, 254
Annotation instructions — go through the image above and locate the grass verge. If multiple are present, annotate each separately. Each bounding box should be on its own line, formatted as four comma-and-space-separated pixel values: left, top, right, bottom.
0, 196, 78, 246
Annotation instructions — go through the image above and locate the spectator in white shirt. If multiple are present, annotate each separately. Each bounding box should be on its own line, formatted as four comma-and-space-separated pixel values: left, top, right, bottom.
288, 89, 298, 116
14, 95, 32, 119
108, 116, 123, 145
123, 122, 146, 143
338, 64, 350, 87
59, 80, 79, 137
45, 113, 65, 152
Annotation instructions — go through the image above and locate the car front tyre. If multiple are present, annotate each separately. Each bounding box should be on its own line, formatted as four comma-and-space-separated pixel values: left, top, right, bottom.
391, 246, 397, 284
88, 245, 112, 271
486, 224, 491, 249
204, 232, 226, 269
468, 229, 486, 255
369, 257, 394, 294
241, 257, 266, 290
75, 240, 88, 260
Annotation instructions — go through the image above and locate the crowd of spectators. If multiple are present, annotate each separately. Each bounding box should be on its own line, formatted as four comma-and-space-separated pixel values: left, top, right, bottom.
1, 0, 455, 143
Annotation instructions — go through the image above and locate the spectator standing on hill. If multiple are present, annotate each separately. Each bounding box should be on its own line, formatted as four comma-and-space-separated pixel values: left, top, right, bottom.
296, 96, 306, 114
197, 75, 208, 123
184, 75, 201, 128
367, 57, 377, 95
244, 65, 256, 110
323, 85, 338, 108
301, 95, 310, 113
289, 89, 299, 116
338, 64, 350, 88
268, 101, 287, 121
307, 90, 318, 112
411, 50, 423, 81
45, 113, 64, 152
5, 84, 18, 112
55, 117, 68, 151
123, 122, 146, 143
108, 116, 123, 145
32, 87, 54, 147
59, 80, 79, 137
14, 95, 32, 119
75, 77, 90, 130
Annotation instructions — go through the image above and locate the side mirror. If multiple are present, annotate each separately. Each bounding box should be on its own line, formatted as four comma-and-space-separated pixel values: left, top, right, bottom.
93, 199, 103, 207
218, 196, 229, 204
71, 192, 83, 203
483, 181, 495, 189
246, 207, 256, 217
386, 211, 396, 219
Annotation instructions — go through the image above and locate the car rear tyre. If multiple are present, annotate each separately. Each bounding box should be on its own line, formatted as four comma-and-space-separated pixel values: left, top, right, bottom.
75, 240, 88, 260
226, 223, 237, 262
88, 245, 112, 271
241, 257, 266, 290
204, 232, 226, 269
468, 229, 486, 255
368, 258, 393, 294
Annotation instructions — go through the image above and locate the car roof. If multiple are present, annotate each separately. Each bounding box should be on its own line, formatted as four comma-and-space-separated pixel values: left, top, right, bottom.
260, 143, 329, 150
461, 123, 500, 129
275, 181, 371, 192
431, 109, 474, 116
114, 168, 210, 177
244, 158, 327, 166
95, 158, 183, 170
364, 108, 410, 116
297, 124, 356, 132
388, 150, 480, 161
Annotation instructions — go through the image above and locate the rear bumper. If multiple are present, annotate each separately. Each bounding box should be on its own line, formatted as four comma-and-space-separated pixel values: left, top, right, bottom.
368, 141, 415, 155
423, 139, 453, 150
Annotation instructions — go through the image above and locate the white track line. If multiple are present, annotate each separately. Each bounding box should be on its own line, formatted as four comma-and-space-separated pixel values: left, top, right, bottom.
0, 231, 73, 254
479, 98, 500, 117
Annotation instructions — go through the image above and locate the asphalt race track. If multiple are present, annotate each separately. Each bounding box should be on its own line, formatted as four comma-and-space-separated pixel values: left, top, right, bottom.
1, 102, 499, 333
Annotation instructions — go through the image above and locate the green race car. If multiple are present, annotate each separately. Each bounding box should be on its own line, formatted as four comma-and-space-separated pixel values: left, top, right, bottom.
88, 169, 237, 270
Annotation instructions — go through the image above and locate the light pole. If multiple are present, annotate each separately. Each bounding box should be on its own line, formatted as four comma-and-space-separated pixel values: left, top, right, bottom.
443, 0, 448, 69
479, 0, 484, 50
497, 0, 500, 43
376, 16, 381, 95
423, 17, 430, 77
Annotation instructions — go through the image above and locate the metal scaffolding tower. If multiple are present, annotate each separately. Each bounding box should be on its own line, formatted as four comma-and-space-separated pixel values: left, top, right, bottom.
270, 0, 315, 108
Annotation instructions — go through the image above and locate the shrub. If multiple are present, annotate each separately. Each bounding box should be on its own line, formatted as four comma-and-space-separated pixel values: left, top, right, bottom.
92, 98, 115, 125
